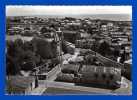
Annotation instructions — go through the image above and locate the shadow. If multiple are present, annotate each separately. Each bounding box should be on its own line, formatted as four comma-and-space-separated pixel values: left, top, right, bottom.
75, 83, 119, 90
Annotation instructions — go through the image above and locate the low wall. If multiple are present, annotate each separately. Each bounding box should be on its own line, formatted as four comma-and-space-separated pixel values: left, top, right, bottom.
87, 49, 124, 69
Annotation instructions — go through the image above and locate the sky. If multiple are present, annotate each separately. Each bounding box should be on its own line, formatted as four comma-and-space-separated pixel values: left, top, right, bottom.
6, 6, 132, 21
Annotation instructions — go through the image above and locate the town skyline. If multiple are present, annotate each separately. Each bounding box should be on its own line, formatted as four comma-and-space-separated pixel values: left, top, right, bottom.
7, 14, 131, 21
6, 6, 132, 21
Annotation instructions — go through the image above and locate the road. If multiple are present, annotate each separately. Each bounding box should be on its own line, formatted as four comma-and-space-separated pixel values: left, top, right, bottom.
38, 80, 114, 94
32, 76, 131, 95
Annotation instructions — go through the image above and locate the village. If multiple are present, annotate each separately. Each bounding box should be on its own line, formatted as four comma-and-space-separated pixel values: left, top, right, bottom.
6, 16, 132, 95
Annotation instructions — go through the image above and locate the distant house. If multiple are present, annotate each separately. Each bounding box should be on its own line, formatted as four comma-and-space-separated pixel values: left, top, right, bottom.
110, 32, 128, 39
7, 27, 24, 35
78, 32, 91, 39
101, 24, 108, 31
75, 39, 95, 49
6, 76, 37, 95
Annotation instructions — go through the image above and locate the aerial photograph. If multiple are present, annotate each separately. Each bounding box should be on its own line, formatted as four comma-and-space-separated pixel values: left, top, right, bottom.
6, 6, 132, 95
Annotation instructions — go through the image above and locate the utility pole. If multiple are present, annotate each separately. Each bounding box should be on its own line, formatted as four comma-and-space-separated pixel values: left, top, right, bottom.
33, 60, 39, 88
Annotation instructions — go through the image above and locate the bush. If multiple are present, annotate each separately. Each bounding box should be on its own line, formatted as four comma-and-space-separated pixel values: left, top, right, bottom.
56, 73, 74, 82
61, 64, 79, 74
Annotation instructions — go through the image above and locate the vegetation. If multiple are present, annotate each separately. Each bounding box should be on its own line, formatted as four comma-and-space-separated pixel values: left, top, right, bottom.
56, 73, 74, 83
98, 41, 110, 56
6, 37, 59, 75
61, 64, 79, 74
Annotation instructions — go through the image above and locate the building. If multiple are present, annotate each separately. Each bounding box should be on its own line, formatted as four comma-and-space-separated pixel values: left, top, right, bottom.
75, 39, 95, 49
6, 76, 37, 94
79, 65, 121, 88
110, 32, 128, 39
101, 24, 107, 31
77, 32, 91, 39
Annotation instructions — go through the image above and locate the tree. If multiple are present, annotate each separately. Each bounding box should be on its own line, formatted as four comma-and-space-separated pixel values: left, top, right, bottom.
87, 27, 93, 35
98, 41, 110, 56
62, 41, 68, 54
91, 41, 99, 51
6, 54, 21, 75
120, 49, 126, 63
113, 48, 120, 57
20, 50, 37, 71
40, 26, 51, 33
6, 39, 41, 74
32, 38, 58, 59
6, 40, 24, 75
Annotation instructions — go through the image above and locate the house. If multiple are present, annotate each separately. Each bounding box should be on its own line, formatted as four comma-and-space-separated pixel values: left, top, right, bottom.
101, 24, 107, 31
78, 32, 91, 39
6, 76, 37, 94
75, 39, 95, 49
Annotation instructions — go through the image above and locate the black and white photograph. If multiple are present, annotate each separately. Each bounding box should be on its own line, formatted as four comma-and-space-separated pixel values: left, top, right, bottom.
6, 6, 132, 95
